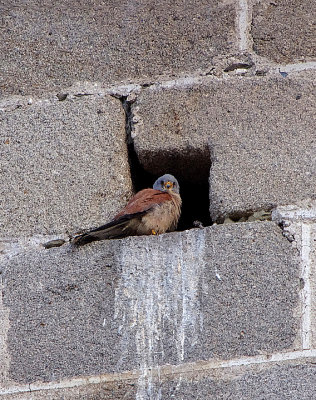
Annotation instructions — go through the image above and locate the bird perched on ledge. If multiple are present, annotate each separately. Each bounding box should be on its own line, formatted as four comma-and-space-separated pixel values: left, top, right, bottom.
72, 174, 181, 246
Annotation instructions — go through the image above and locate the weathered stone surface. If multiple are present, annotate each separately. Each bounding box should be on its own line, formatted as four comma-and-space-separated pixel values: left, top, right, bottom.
160, 362, 316, 399
0, 287, 10, 390
0, 379, 137, 400
3, 359, 316, 399
2, 244, 121, 385
0, 0, 237, 97
251, 0, 316, 63
310, 223, 316, 348
0, 96, 132, 237
2, 222, 300, 385
271, 200, 316, 350
132, 72, 316, 221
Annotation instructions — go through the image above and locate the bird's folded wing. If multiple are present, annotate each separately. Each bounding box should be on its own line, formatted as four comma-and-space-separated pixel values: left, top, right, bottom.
114, 189, 172, 219
72, 189, 173, 246
72, 210, 149, 246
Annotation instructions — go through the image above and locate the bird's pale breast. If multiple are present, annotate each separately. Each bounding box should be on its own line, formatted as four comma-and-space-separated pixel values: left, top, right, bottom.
138, 192, 181, 235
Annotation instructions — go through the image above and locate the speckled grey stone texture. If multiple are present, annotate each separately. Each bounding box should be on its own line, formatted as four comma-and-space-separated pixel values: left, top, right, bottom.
160, 362, 316, 400
0, 96, 132, 236
3, 244, 121, 384
0, 380, 137, 400
2, 222, 300, 384
0, 0, 237, 97
251, 0, 316, 63
132, 72, 316, 221
310, 223, 316, 349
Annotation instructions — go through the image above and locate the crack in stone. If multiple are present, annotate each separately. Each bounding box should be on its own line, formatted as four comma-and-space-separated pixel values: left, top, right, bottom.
118, 95, 154, 193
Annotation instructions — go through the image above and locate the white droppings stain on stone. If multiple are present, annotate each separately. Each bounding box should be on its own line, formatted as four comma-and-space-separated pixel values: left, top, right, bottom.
178, 229, 205, 362
215, 272, 222, 281
114, 230, 206, 399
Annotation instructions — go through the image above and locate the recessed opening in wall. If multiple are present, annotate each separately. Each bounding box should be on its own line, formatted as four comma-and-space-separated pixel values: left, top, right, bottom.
129, 147, 212, 232
121, 95, 212, 232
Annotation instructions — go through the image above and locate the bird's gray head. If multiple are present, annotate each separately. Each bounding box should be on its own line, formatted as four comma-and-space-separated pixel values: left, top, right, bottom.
153, 174, 180, 194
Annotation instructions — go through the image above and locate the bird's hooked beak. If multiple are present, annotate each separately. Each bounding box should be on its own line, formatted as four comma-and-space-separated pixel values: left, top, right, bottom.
164, 181, 174, 190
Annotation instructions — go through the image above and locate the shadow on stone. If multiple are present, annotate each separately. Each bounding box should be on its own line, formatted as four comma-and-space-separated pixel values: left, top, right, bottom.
120, 96, 212, 231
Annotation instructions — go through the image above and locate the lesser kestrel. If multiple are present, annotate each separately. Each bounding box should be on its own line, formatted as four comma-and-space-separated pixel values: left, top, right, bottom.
72, 174, 181, 246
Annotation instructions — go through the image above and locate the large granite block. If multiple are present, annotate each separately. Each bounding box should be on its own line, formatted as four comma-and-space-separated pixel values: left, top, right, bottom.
132, 73, 316, 221
160, 361, 316, 399
0, 96, 132, 237
2, 244, 121, 385
251, 0, 316, 63
0, 0, 237, 97
1, 222, 300, 385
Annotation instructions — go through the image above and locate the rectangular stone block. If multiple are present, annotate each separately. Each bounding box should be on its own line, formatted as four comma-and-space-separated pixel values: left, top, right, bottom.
251, 0, 316, 63
0, 96, 132, 237
2, 244, 121, 386
160, 361, 316, 399
132, 72, 316, 221
0, 1, 237, 97
1, 222, 300, 386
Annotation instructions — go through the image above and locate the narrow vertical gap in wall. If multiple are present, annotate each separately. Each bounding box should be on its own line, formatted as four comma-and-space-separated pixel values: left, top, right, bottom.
120, 96, 155, 192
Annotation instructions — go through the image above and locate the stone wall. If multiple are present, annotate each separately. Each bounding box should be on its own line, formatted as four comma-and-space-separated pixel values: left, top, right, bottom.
0, 0, 315, 399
